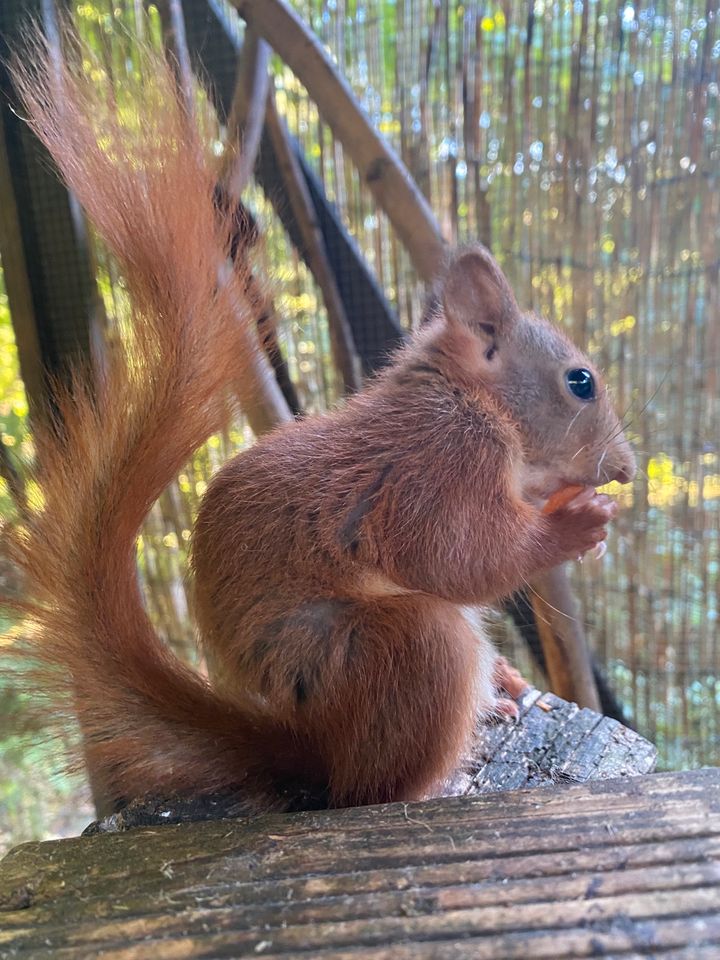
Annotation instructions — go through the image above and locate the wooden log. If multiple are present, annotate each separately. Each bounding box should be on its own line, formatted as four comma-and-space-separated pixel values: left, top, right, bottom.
1, 769, 717, 958
465, 686, 656, 793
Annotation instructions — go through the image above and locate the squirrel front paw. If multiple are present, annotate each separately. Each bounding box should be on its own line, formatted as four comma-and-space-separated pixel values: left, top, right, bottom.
543, 490, 618, 564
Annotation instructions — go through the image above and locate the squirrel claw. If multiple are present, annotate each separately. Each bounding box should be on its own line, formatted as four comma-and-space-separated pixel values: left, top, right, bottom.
492, 696, 520, 721
545, 491, 616, 565
493, 655, 530, 701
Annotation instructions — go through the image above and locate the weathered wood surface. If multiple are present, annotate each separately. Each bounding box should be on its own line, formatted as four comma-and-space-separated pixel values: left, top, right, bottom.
2, 768, 718, 959
460, 685, 657, 795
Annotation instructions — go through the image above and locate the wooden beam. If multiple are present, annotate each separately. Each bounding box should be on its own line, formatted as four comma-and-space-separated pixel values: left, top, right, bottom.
6, 770, 718, 959
0, 0, 101, 412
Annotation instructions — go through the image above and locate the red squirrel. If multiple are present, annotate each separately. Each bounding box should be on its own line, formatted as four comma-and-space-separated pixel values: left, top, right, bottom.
4, 34, 635, 814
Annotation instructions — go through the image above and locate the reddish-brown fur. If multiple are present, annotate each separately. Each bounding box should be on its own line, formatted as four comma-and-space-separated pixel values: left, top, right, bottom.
3, 32, 636, 812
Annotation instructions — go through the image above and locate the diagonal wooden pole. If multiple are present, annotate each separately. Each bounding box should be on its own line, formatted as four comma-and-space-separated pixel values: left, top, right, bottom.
228, 0, 446, 283
530, 567, 602, 711
264, 91, 362, 394
157, 0, 293, 435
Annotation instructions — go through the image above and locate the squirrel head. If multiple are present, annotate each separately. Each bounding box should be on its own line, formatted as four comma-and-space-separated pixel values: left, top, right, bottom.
440, 246, 636, 501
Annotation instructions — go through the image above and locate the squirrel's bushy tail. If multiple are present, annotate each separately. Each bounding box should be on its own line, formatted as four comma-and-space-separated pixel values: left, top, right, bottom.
3, 30, 301, 806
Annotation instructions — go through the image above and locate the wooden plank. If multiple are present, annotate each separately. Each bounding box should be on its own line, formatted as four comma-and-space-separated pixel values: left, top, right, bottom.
0, 770, 717, 958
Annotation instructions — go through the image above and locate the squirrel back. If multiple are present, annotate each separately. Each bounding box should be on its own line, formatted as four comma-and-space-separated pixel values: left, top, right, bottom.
4, 30, 635, 813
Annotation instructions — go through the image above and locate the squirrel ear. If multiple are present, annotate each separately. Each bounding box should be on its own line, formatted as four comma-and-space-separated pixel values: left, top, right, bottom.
441, 246, 519, 340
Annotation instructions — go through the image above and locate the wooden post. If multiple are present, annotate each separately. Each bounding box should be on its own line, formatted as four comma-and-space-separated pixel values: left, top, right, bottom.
0, 0, 103, 413
530, 566, 601, 711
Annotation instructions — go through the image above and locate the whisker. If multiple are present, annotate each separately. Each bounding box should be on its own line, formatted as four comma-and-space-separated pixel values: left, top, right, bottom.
519, 578, 595, 631
596, 447, 608, 479
602, 421, 632, 449
594, 366, 672, 452
612, 367, 673, 440
564, 405, 587, 439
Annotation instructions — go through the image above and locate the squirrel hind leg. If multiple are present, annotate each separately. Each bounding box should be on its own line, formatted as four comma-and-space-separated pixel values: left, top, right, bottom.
205, 595, 483, 809
209, 598, 356, 710
488, 655, 530, 720
310, 598, 480, 807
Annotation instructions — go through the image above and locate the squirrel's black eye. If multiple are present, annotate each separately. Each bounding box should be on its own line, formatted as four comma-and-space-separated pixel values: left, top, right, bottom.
566, 368, 596, 401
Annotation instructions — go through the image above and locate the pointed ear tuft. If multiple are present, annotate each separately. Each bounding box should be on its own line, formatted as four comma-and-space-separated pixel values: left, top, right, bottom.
441, 246, 519, 337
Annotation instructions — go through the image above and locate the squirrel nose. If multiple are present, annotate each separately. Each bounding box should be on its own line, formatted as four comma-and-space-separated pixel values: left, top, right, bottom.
612, 462, 637, 484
